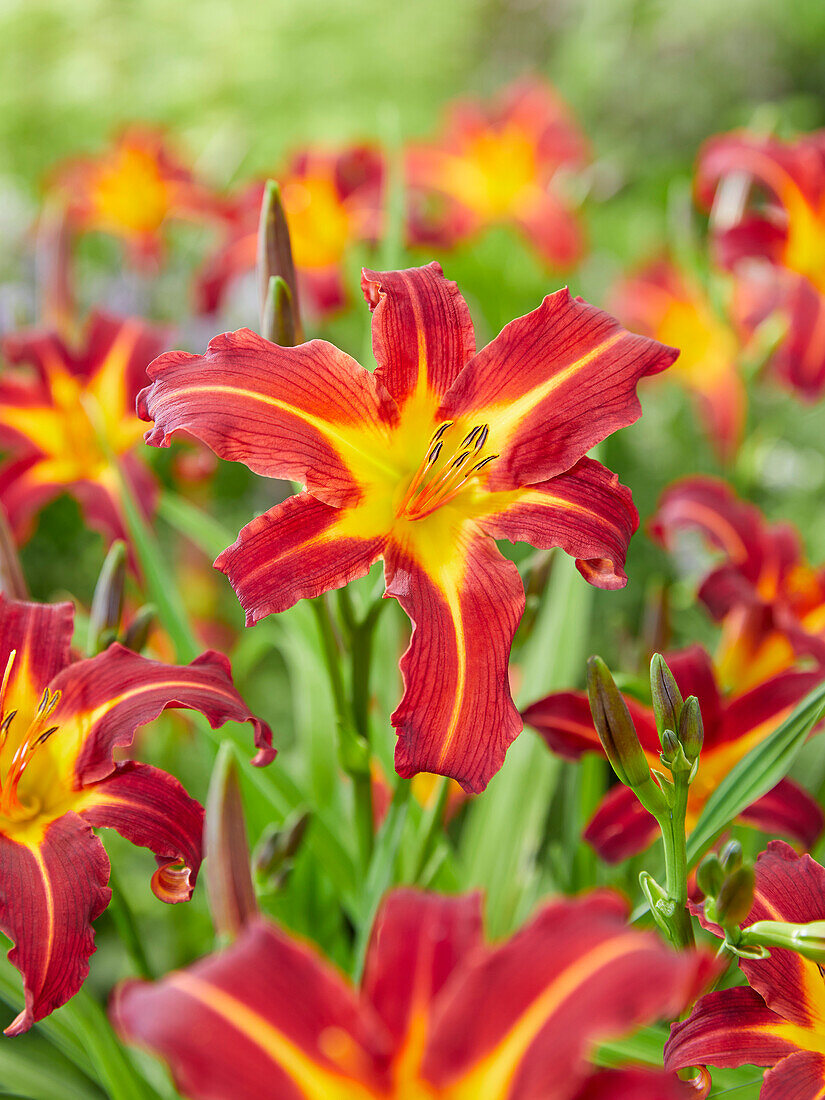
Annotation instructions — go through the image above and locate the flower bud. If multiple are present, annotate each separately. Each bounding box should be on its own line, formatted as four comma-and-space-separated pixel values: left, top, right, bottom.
696, 853, 724, 900
122, 604, 156, 654
257, 180, 303, 344
586, 656, 650, 789
742, 920, 825, 963
253, 812, 310, 883
720, 839, 743, 874
650, 653, 684, 744
0, 508, 26, 600
262, 275, 298, 348
88, 540, 126, 654
204, 742, 258, 939
715, 864, 755, 929
678, 695, 704, 761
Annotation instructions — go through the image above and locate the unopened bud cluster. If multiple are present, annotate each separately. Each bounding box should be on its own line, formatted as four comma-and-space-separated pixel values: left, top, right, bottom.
88, 541, 156, 655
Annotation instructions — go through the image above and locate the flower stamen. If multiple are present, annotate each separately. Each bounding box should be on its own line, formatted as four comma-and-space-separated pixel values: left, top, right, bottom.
397, 422, 498, 522
0, 684, 62, 821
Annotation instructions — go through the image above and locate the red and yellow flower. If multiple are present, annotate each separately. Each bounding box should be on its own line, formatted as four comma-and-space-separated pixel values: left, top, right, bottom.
523, 645, 824, 862
650, 477, 825, 691
195, 145, 385, 317
696, 130, 825, 397
113, 886, 711, 1099
610, 259, 748, 462
0, 310, 167, 545
139, 262, 675, 792
0, 595, 273, 1035
666, 841, 825, 1097
408, 78, 589, 268
49, 127, 223, 265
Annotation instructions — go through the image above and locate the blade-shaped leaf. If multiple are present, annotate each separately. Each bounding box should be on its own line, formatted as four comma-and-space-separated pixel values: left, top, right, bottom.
687, 680, 825, 866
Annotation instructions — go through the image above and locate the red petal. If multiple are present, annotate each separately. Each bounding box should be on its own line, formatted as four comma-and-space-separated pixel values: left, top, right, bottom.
739, 778, 824, 850
139, 328, 399, 508
51, 644, 274, 782
215, 493, 385, 626
513, 190, 584, 269
421, 891, 714, 1098
0, 814, 110, 1034
574, 1067, 699, 1100
583, 783, 660, 863
384, 534, 524, 794
439, 288, 677, 491
719, 668, 824, 747
79, 762, 203, 903
479, 457, 637, 590
665, 985, 797, 1073
112, 918, 390, 1099
362, 889, 484, 1051
762, 1050, 825, 1099
361, 262, 476, 407
0, 596, 74, 714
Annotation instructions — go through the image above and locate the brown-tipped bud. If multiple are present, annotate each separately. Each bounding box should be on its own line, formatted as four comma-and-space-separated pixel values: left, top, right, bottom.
122, 604, 156, 653
88, 541, 126, 654
262, 275, 298, 347
716, 863, 755, 929
720, 839, 743, 874
257, 180, 303, 343
678, 695, 704, 761
660, 728, 679, 761
650, 653, 684, 744
204, 742, 258, 939
253, 812, 310, 882
586, 655, 650, 789
696, 853, 724, 900
0, 508, 26, 601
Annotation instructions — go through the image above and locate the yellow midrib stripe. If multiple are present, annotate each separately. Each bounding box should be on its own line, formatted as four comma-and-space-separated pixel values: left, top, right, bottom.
442, 932, 649, 1100
436, 574, 467, 772
481, 333, 623, 442
166, 384, 399, 479
168, 972, 380, 1100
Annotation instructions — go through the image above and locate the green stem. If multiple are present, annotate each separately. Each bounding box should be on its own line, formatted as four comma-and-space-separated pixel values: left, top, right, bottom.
107, 868, 154, 980
413, 777, 450, 883
309, 596, 350, 725
660, 779, 695, 950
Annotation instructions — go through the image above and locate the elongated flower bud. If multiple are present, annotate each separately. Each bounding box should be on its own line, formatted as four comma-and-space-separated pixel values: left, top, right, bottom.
122, 604, 156, 654
715, 864, 755, 929
257, 180, 303, 344
650, 653, 683, 743
88, 540, 126, 654
742, 920, 825, 963
696, 853, 723, 900
587, 656, 650, 789
720, 839, 743, 874
678, 695, 704, 761
204, 742, 258, 939
0, 508, 26, 601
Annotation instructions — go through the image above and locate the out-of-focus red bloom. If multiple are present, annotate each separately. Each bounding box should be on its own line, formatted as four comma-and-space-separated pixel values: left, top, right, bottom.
0, 311, 168, 545
139, 262, 675, 792
651, 477, 825, 691
696, 130, 825, 397
611, 259, 748, 462
49, 128, 223, 265
0, 596, 273, 1035
113, 887, 711, 1099
408, 78, 589, 268
523, 645, 824, 862
370, 762, 466, 830
195, 146, 384, 317
666, 841, 825, 1097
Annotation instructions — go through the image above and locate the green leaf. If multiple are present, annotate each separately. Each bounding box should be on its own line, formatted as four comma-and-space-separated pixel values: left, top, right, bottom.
687, 680, 825, 866
0, 1032, 103, 1100
157, 491, 236, 561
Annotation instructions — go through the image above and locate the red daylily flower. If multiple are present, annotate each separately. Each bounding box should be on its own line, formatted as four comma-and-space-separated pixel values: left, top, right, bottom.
610, 259, 748, 462
139, 262, 676, 791
666, 841, 825, 1098
195, 145, 385, 317
523, 645, 824, 862
0, 310, 166, 546
49, 127, 223, 265
651, 477, 825, 691
696, 130, 825, 397
0, 595, 273, 1035
113, 887, 711, 1099
408, 78, 589, 267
